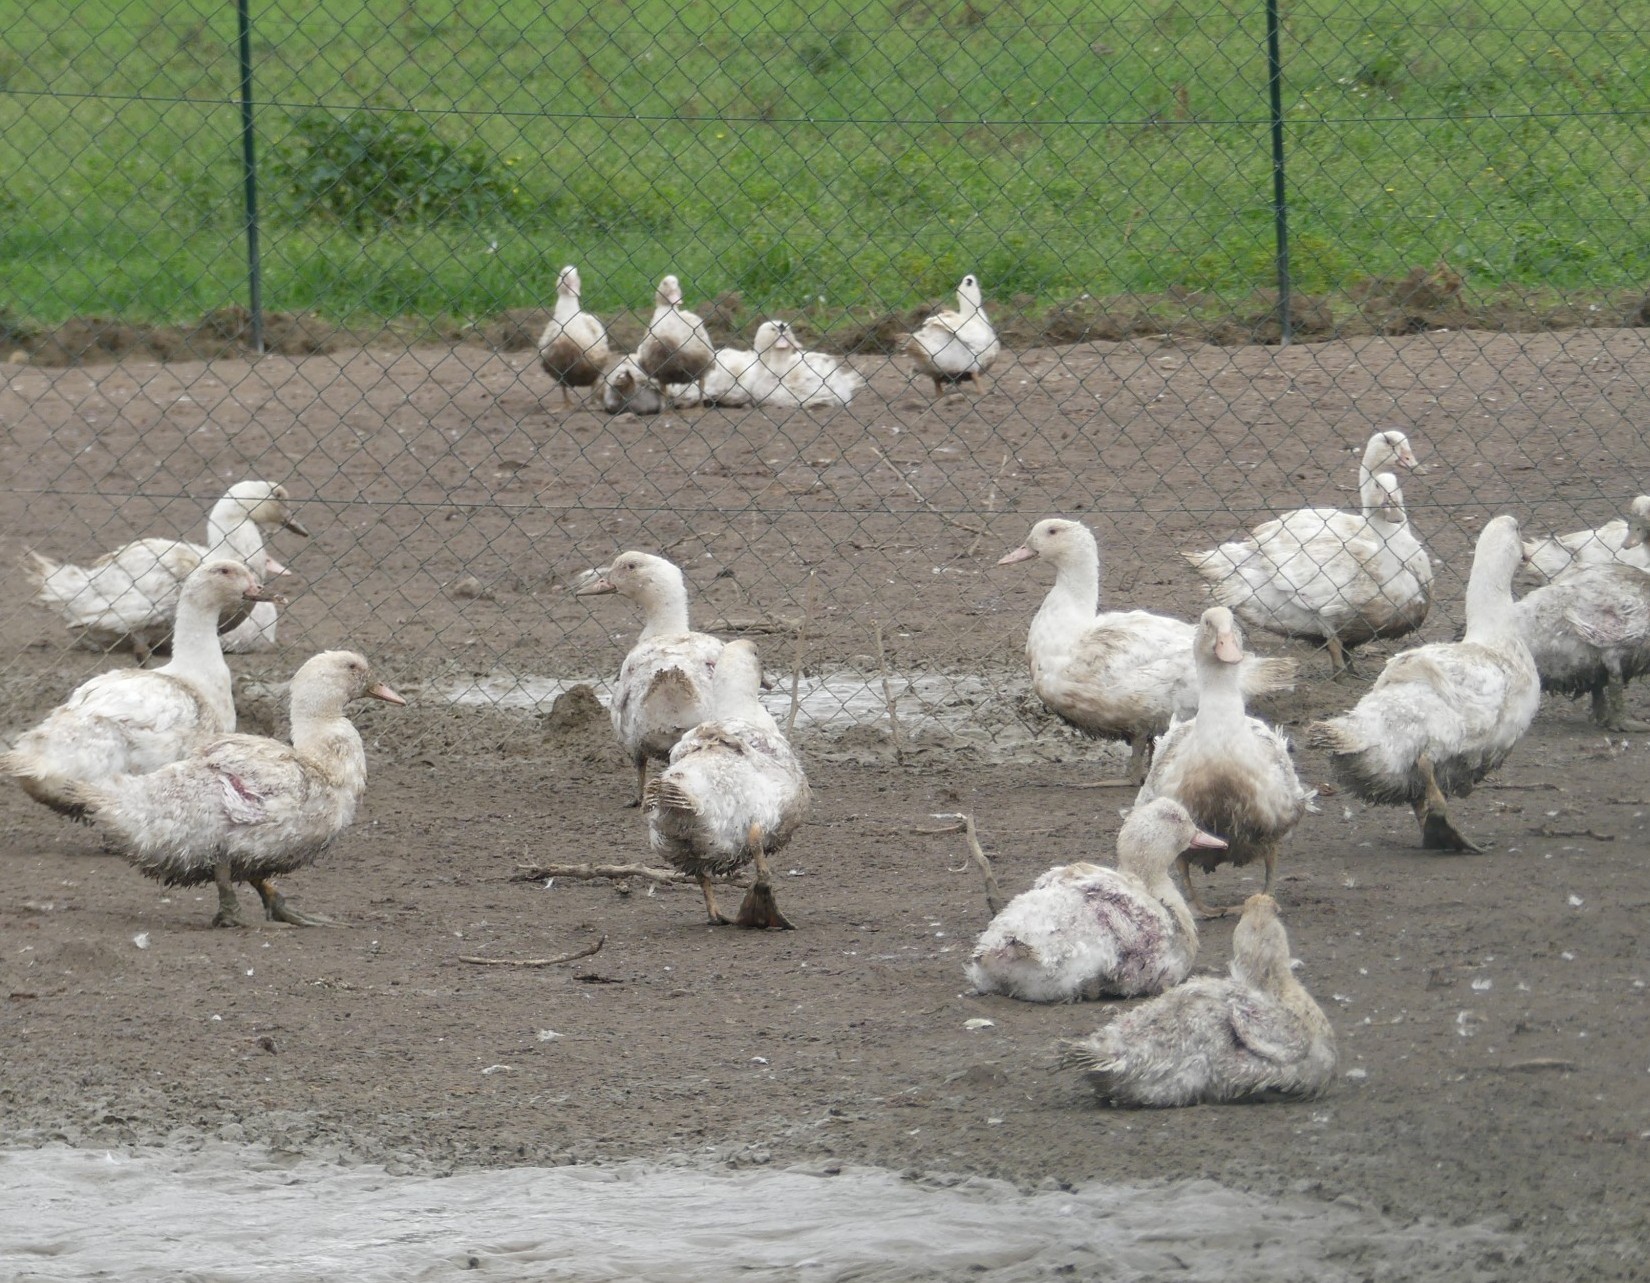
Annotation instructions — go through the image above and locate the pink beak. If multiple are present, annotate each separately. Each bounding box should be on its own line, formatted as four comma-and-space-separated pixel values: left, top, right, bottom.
997, 545, 1036, 565
1213, 629, 1243, 663
265, 555, 291, 578
1188, 828, 1227, 851
1396, 445, 1419, 468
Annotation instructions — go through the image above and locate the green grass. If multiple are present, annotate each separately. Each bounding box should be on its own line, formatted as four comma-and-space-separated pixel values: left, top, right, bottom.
1, 0, 1648, 330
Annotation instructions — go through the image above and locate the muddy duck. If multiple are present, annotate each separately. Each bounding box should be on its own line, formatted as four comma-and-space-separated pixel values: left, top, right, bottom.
1186, 470, 1433, 677
26, 480, 308, 660
964, 798, 1219, 1002
637, 274, 715, 401
576, 551, 722, 806
537, 265, 613, 406
1309, 514, 1540, 852
1523, 495, 1650, 583
1515, 562, 1650, 732
906, 273, 1000, 396
63, 650, 403, 928
2, 561, 278, 818
1063, 893, 1337, 1107
1135, 607, 1314, 917
1000, 517, 1297, 785
645, 640, 808, 928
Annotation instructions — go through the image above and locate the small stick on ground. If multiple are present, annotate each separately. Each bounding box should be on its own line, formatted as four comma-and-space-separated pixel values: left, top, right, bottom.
787, 570, 818, 737
512, 862, 691, 885
873, 619, 904, 765
918, 813, 1005, 917
964, 451, 1012, 559
870, 444, 989, 538
458, 934, 606, 968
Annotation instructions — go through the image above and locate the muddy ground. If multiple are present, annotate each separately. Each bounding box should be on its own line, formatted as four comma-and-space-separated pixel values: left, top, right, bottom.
1, 326, 1648, 1279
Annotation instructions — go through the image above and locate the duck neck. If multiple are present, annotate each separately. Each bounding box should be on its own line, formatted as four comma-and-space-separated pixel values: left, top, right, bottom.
290, 704, 366, 780
161, 588, 231, 682
1463, 561, 1516, 643
1192, 653, 1248, 735
1140, 866, 1196, 945
1031, 540, 1101, 641
206, 507, 265, 564
554, 289, 580, 324
637, 579, 691, 640
1357, 469, 1384, 519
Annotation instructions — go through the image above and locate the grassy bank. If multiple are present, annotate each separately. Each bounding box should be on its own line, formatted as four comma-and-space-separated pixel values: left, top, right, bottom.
2, 0, 1647, 330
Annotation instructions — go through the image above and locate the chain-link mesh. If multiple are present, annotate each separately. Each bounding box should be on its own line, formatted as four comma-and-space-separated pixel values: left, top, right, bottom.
3, 1, 1648, 761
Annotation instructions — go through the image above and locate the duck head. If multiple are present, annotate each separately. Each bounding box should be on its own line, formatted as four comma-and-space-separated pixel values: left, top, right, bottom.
1624, 495, 1650, 549
557, 265, 582, 301
573, 550, 681, 604
655, 275, 685, 309
956, 273, 985, 315
290, 650, 407, 719
1117, 797, 1226, 880
997, 517, 1092, 567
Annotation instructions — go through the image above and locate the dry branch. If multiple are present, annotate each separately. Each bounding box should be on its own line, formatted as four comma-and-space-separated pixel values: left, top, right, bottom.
873, 619, 904, 764
458, 934, 607, 968
513, 861, 691, 885
919, 813, 1005, 917
870, 444, 989, 537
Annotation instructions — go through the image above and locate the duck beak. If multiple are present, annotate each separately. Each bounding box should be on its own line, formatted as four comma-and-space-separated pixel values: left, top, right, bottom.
282, 515, 312, 538
365, 681, 407, 707
242, 583, 288, 606
1187, 828, 1228, 851
997, 545, 1036, 565
1624, 528, 1647, 550
1396, 446, 1419, 469
1213, 628, 1243, 663
574, 571, 617, 596
265, 555, 291, 578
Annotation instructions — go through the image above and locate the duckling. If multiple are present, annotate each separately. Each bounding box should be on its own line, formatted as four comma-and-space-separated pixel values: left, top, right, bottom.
1063, 893, 1337, 1107
26, 480, 309, 660
964, 798, 1220, 1002
1522, 495, 1650, 583
2, 560, 279, 819
1136, 607, 1314, 917
1186, 470, 1432, 677
575, 551, 722, 806
1000, 517, 1297, 785
1308, 515, 1540, 852
62, 650, 404, 928
1515, 562, 1650, 732
637, 274, 715, 400
645, 640, 809, 928
537, 265, 612, 406
906, 273, 1000, 396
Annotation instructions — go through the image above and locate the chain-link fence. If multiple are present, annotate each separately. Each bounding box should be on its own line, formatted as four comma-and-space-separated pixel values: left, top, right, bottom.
3, 0, 1649, 760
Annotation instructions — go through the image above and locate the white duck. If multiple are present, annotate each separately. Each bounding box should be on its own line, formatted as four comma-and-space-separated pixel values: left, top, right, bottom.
637, 274, 715, 399
1308, 514, 1540, 852
759, 320, 864, 408
906, 273, 1000, 395
1257, 429, 1420, 546
1522, 495, 1650, 583
1064, 893, 1337, 1107
1135, 607, 1314, 917
1515, 563, 1650, 732
965, 798, 1220, 1002
1186, 470, 1433, 676
2, 560, 278, 819
575, 551, 723, 806
645, 639, 809, 928
700, 342, 769, 408
26, 480, 309, 660
62, 650, 404, 928
537, 265, 612, 406
1000, 518, 1298, 785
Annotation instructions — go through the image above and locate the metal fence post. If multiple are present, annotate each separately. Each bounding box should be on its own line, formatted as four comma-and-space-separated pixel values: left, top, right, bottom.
1265, 0, 1292, 346
236, 0, 265, 355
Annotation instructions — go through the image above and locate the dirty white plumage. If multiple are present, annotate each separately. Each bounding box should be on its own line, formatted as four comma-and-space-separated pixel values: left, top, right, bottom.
1308, 515, 1540, 852
537, 265, 612, 406
1522, 495, 1650, 583
62, 650, 404, 928
575, 550, 722, 806
25, 480, 308, 659
1515, 562, 1650, 731
906, 273, 1000, 395
1256, 429, 1420, 547
965, 798, 1218, 1002
1135, 607, 1314, 918
2, 561, 276, 818
999, 517, 1298, 785
1064, 893, 1337, 1107
637, 274, 715, 399
645, 639, 809, 927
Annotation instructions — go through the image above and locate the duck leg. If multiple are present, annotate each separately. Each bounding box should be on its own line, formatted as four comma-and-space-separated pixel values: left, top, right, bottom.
734, 824, 793, 930
1595, 663, 1650, 733
1325, 633, 1351, 680
1176, 852, 1234, 920
253, 877, 332, 927
212, 859, 248, 928
629, 759, 650, 809
1414, 754, 1483, 853
1074, 734, 1152, 789
698, 874, 732, 926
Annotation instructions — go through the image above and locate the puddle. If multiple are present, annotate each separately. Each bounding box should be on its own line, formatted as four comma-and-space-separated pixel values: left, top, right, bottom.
0, 1144, 1514, 1282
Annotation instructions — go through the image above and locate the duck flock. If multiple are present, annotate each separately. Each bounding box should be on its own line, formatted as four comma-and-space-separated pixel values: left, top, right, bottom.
7, 269, 1650, 1111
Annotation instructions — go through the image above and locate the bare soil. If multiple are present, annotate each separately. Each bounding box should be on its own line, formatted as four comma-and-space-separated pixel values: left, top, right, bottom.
2, 325, 1648, 1280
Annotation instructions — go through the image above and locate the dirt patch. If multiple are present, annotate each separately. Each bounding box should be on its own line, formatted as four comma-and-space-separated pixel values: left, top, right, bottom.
1, 326, 1649, 1279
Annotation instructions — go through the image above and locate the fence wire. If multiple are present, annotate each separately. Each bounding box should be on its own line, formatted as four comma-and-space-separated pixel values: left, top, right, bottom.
2, 0, 1649, 760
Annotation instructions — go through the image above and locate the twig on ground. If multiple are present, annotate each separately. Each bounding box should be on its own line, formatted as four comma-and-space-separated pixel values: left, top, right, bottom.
919, 813, 1005, 917
512, 861, 690, 885
964, 451, 1013, 558
870, 444, 989, 537
458, 934, 607, 968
